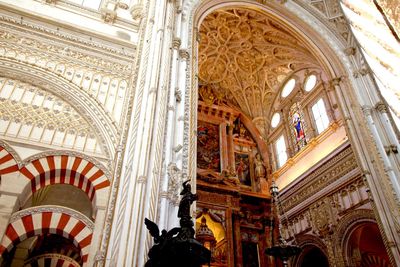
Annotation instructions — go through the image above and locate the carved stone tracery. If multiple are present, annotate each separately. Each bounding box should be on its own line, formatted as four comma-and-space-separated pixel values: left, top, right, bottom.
198, 8, 319, 119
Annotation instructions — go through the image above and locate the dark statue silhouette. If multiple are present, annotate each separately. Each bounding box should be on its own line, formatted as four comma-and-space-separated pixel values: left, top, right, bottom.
144, 180, 211, 267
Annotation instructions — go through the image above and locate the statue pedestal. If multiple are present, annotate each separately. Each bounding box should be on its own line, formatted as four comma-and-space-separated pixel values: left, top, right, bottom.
145, 181, 211, 267
167, 238, 211, 267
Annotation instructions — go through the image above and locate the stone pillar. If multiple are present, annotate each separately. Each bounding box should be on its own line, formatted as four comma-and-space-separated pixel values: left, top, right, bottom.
105, 0, 178, 266
331, 76, 400, 266
89, 207, 106, 266
0, 172, 26, 237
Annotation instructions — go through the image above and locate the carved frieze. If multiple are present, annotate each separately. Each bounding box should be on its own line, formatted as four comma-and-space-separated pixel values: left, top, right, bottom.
281, 144, 359, 212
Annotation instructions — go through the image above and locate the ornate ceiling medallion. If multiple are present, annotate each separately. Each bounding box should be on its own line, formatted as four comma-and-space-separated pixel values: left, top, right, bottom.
198, 8, 319, 119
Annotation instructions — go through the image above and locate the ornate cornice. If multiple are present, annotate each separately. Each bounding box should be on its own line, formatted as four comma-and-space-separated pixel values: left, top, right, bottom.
0, 28, 133, 76
0, 14, 136, 59
280, 143, 359, 211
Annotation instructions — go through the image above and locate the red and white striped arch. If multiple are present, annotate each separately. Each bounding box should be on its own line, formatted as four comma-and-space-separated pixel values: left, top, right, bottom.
0, 207, 93, 264
19, 155, 110, 204
0, 146, 19, 176
24, 253, 81, 267
25, 254, 81, 267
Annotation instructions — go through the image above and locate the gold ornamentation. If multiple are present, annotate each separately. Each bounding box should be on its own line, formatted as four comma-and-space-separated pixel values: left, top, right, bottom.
281, 144, 358, 212
198, 8, 319, 119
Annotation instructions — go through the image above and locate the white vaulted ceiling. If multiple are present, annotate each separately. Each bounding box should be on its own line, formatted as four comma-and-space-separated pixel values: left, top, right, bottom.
0, 77, 102, 154
0, 34, 130, 125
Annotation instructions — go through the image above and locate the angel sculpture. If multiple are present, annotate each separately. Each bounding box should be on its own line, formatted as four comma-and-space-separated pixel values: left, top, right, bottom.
144, 218, 180, 267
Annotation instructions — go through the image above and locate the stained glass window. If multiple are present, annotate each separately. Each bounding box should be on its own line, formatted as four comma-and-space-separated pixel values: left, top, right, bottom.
289, 102, 308, 152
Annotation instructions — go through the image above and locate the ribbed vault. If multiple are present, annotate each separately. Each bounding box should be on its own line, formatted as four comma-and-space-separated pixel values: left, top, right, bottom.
198, 7, 321, 120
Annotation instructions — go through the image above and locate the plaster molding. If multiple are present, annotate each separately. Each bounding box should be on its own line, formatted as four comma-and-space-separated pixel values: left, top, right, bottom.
10, 205, 95, 230
0, 59, 118, 162
0, 139, 22, 167
0, 13, 136, 58
280, 143, 358, 212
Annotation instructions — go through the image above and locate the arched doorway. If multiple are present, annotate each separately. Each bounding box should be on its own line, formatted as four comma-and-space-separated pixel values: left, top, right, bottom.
345, 222, 390, 267
299, 245, 329, 267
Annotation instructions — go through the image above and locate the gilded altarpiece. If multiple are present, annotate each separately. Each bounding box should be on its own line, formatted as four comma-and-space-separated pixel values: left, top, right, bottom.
196, 89, 272, 267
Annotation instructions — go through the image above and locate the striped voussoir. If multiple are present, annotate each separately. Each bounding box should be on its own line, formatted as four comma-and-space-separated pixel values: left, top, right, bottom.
0, 210, 93, 263
0, 146, 19, 175
19, 155, 110, 202
24, 253, 81, 267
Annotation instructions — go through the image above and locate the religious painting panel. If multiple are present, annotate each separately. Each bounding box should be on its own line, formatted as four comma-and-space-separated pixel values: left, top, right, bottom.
197, 121, 221, 172
235, 152, 251, 186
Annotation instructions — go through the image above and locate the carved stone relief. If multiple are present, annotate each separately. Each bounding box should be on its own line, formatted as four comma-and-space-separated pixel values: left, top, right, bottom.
167, 162, 183, 205
0, 78, 101, 155
281, 144, 358, 212
0, 29, 131, 126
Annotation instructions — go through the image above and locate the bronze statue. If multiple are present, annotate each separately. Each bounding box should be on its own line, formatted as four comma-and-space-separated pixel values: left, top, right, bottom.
144, 180, 210, 267
178, 180, 198, 221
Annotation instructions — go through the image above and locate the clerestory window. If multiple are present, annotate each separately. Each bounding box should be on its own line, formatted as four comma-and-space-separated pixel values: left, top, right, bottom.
275, 135, 287, 168
311, 98, 330, 134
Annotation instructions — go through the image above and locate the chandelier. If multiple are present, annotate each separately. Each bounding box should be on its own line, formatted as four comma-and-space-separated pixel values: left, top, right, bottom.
265, 181, 301, 266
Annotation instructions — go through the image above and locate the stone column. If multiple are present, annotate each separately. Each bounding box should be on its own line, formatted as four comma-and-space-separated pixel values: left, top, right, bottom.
105, 0, 178, 266
331, 76, 400, 266
89, 207, 106, 266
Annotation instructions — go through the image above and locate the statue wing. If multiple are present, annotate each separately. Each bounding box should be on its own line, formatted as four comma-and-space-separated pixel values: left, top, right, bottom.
145, 218, 160, 238
166, 227, 181, 238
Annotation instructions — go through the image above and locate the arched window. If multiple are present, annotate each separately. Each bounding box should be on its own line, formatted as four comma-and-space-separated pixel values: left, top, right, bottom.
275, 135, 287, 168
289, 102, 308, 152
311, 99, 330, 134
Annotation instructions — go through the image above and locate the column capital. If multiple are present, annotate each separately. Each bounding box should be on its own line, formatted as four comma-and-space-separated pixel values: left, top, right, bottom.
172, 37, 182, 50
375, 101, 388, 113
179, 49, 190, 60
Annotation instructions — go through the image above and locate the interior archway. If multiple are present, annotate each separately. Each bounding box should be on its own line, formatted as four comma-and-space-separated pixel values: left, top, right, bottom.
298, 245, 329, 267
22, 184, 93, 218
194, 3, 349, 265
345, 222, 391, 267
2, 234, 82, 267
